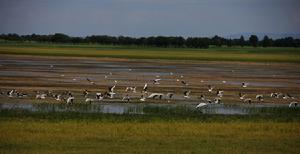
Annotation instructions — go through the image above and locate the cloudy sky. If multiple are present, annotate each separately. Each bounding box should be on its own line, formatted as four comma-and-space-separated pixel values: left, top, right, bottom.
0, 0, 299, 37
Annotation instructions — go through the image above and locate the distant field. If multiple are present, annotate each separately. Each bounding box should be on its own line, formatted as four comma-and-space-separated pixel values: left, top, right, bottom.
0, 42, 300, 62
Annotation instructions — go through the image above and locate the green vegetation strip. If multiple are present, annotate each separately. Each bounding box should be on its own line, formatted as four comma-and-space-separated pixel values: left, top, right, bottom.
1, 43, 300, 62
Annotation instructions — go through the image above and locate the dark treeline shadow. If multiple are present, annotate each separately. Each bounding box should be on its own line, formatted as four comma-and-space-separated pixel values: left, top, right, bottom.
1, 33, 300, 48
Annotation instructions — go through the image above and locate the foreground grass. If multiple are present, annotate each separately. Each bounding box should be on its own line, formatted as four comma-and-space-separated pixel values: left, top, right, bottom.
0, 42, 300, 62
0, 109, 300, 153
1, 119, 299, 154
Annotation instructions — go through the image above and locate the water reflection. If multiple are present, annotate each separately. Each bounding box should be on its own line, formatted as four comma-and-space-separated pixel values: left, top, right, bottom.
0, 102, 295, 115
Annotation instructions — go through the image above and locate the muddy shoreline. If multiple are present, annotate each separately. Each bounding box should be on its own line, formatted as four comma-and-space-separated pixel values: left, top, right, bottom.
0, 54, 299, 104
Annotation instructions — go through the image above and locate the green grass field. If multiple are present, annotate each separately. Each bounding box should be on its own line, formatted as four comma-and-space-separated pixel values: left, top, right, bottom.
1, 120, 299, 154
0, 109, 299, 154
0, 42, 300, 62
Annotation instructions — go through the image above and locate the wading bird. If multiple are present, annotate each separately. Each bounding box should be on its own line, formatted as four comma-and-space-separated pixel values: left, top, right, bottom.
184, 90, 191, 98
66, 94, 74, 104
239, 92, 246, 100
196, 102, 207, 108
85, 98, 95, 103
142, 83, 148, 93
256, 94, 264, 102
289, 102, 298, 108
96, 92, 104, 101
108, 85, 116, 98
242, 82, 248, 88
148, 93, 164, 99
86, 78, 95, 85
243, 98, 252, 103
122, 94, 130, 102
216, 90, 224, 97
153, 79, 161, 85
140, 94, 146, 102
181, 80, 188, 86
208, 85, 214, 92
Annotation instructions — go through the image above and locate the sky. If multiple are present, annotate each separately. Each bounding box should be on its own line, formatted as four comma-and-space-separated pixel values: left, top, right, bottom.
0, 0, 299, 37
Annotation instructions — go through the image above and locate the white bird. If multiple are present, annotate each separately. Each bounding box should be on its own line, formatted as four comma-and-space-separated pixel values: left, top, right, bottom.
125, 86, 137, 93
108, 85, 116, 98
55, 94, 62, 101
239, 92, 246, 100
216, 90, 224, 97
86, 78, 95, 85
271, 92, 278, 98
184, 90, 191, 98
289, 102, 298, 108
16, 92, 27, 98
66, 95, 74, 104
153, 79, 161, 84
83, 89, 89, 98
125, 87, 131, 92
199, 94, 205, 101
196, 102, 207, 108
243, 98, 252, 103
96, 92, 104, 101
181, 80, 188, 86
286, 93, 294, 99
283, 93, 294, 99
140, 95, 146, 102
206, 99, 212, 104
256, 95, 264, 101
148, 93, 164, 99
143, 83, 148, 93
85, 98, 95, 103
214, 98, 222, 104
122, 94, 130, 102
8, 90, 15, 97
222, 80, 226, 84
242, 82, 248, 88
132, 87, 137, 93
36, 93, 46, 99
208, 85, 214, 93
166, 93, 174, 99
109, 85, 116, 93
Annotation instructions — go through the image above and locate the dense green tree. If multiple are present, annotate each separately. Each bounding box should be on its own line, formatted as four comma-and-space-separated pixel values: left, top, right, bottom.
51, 33, 71, 43
212, 35, 223, 47
249, 35, 258, 47
227, 39, 232, 47
239, 35, 245, 47
262, 35, 272, 47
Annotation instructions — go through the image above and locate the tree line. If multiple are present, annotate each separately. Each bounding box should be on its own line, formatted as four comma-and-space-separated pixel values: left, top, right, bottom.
0, 33, 299, 48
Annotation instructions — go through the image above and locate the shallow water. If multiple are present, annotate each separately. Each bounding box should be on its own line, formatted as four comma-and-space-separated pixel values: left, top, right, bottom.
0, 102, 293, 115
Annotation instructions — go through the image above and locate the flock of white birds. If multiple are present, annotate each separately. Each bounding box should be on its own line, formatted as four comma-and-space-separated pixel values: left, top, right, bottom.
0, 65, 298, 108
